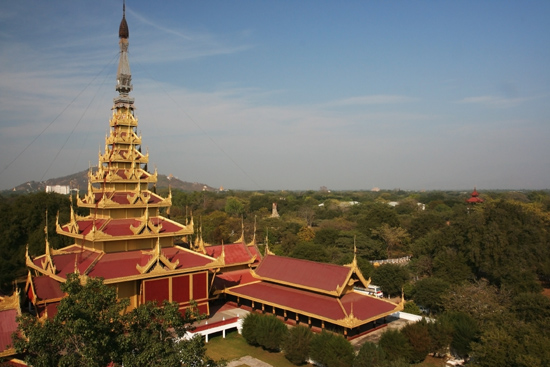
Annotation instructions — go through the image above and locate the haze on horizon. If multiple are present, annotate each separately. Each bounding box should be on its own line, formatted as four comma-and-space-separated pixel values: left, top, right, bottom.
0, 1, 549, 192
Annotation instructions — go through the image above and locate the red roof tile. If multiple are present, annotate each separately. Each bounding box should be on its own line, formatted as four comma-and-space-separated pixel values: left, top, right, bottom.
60, 216, 188, 237
31, 276, 64, 301
32, 245, 102, 278
87, 247, 215, 280
341, 291, 398, 321
86, 191, 164, 205
213, 269, 257, 290
254, 255, 351, 293
205, 243, 254, 265
227, 282, 397, 323
0, 309, 18, 354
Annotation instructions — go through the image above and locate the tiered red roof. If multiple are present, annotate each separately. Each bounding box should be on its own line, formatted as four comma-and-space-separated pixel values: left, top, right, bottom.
58, 216, 188, 237
253, 255, 353, 294
29, 244, 218, 283
205, 242, 259, 266
83, 191, 164, 205
466, 187, 484, 203
226, 281, 397, 323
223, 254, 402, 328
213, 268, 257, 290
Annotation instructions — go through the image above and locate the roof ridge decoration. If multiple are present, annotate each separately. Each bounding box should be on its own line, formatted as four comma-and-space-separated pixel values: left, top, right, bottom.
343, 240, 371, 290
247, 215, 257, 247
60, 205, 80, 235
136, 237, 179, 274
337, 300, 362, 328
130, 205, 163, 235
264, 230, 275, 256
235, 217, 245, 244
0, 285, 21, 312
40, 218, 58, 275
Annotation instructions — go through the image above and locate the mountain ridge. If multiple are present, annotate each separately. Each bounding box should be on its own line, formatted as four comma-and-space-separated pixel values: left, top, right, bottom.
3, 170, 215, 194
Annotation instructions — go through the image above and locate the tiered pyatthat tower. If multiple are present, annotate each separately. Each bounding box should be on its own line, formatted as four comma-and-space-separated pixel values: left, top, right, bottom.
69, 2, 191, 252
26, 4, 221, 317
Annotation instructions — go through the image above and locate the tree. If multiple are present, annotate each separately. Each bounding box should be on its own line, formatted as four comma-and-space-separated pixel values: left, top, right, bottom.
427, 318, 454, 357
242, 313, 288, 351
354, 341, 386, 367
283, 325, 313, 365
442, 279, 508, 323
401, 319, 431, 363
256, 314, 288, 351
378, 329, 412, 363
290, 242, 330, 263
371, 264, 409, 297
241, 312, 262, 346
511, 292, 550, 325
309, 331, 354, 367
120, 300, 202, 367
439, 311, 480, 359
15, 274, 128, 367
224, 197, 245, 217
371, 224, 410, 258
15, 274, 221, 367
297, 226, 315, 242
403, 300, 421, 315
411, 277, 450, 314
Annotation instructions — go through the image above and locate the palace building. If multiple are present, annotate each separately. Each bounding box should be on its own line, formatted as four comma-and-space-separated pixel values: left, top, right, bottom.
24, 4, 223, 318
23, 4, 403, 339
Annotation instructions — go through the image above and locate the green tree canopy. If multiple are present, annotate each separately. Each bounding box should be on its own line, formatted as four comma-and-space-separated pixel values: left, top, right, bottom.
15, 274, 221, 367
371, 264, 409, 297
283, 325, 313, 365
309, 331, 355, 367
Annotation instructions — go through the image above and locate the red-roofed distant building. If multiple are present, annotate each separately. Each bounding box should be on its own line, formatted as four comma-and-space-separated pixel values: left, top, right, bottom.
466, 187, 484, 204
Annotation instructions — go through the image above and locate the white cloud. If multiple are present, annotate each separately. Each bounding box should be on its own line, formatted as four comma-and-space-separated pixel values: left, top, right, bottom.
327, 95, 416, 107
455, 95, 527, 108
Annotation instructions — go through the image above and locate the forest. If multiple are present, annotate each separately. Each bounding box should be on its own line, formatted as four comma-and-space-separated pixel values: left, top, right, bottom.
1, 187, 550, 365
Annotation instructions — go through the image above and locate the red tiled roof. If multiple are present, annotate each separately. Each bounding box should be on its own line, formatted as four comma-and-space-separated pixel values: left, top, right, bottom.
0, 309, 18, 354
466, 196, 484, 203
32, 245, 216, 282
247, 245, 262, 264
31, 276, 64, 301
86, 247, 215, 280
32, 245, 102, 278
87, 191, 164, 205
226, 282, 397, 323
213, 269, 257, 290
60, 216, 187, 237
254, 255, 351, 293
205, 243, 254, 265
341, 291, 398, 321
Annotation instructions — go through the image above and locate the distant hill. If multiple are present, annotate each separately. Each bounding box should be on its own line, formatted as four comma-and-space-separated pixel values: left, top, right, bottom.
3, 169, 215, 194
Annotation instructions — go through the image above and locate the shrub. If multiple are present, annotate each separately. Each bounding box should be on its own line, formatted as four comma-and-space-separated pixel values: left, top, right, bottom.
256, 314, 288, 351
241, 313, 262, 346
378, 329, 413, 363
310, 331, 354, 367
242, 313, 288, 352
354, 341, 386, 367
283, 325, 313, 365
401, 319, 431, 363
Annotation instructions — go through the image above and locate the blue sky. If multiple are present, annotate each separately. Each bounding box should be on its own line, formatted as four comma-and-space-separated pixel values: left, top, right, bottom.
1, 1, 549, 191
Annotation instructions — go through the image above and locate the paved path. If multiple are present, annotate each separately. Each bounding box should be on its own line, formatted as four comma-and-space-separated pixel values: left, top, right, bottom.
225, 356, 273, 367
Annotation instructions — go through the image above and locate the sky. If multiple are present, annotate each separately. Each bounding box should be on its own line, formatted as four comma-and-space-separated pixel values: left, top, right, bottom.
0, 1, 549, 191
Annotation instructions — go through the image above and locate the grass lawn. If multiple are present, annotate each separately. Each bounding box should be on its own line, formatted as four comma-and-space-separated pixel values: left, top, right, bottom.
205, 330, 307, 367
